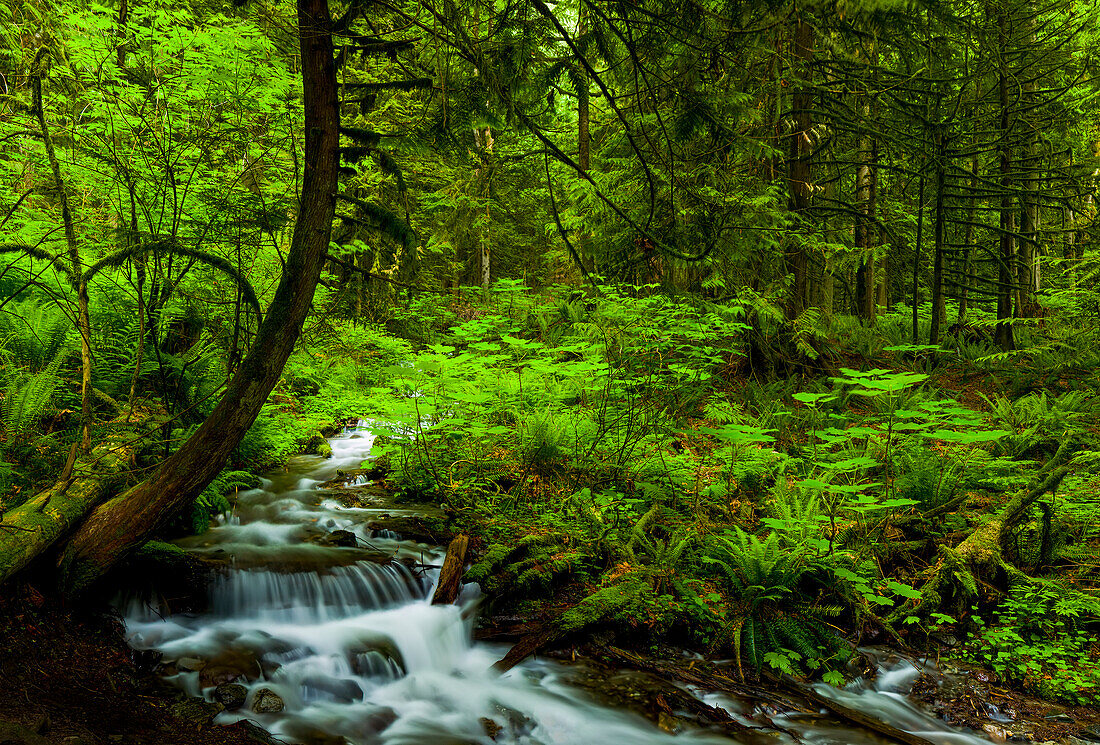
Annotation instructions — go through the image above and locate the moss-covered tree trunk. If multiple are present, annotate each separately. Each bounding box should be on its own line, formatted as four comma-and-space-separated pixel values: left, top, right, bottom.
51, 0, 340, 593
891, 442, 1074, 623
0, 416, 162, 584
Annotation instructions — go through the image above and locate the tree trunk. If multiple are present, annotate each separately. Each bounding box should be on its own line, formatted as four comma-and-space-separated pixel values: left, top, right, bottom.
855, 49, 878, 322
55, 0, 340, 593
929, 133, 947, 345
911, 164, 926, 344
957, 150, 979, 325
784, 13, 814, 319
32, 53, 94, 453
994, 9, 1016, 351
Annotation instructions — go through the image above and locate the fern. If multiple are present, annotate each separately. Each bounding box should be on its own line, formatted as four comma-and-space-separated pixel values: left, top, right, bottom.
2, 350, 66, 436
0, 298, 72, 371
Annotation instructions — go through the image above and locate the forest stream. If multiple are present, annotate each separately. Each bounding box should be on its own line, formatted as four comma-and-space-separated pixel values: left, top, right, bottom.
118, 423, 1001, 745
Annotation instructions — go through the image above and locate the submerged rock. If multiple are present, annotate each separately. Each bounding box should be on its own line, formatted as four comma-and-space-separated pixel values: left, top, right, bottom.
199, 648, 263, 687
251, 688, 285, 714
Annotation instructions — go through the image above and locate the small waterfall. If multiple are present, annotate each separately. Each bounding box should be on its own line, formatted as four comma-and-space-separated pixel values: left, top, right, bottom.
211, 563, 423, 621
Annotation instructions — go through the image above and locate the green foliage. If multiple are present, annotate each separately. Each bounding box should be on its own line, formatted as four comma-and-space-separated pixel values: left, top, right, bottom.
968, 583, 1100, 705
1, 351, 66, 437
189, 468, 262, 534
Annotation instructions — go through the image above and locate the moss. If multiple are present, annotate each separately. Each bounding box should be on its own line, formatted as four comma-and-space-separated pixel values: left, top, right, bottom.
302, 432, 331, 457
559, 575, 649, 634
465, 543, 517, 583
134, 540, 189, 562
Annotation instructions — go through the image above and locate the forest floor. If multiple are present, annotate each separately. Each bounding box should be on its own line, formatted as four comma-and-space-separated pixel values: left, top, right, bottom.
0, 584, 275, 745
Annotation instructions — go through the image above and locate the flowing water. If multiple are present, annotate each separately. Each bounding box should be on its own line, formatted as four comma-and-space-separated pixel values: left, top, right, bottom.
121, 423, 997, 745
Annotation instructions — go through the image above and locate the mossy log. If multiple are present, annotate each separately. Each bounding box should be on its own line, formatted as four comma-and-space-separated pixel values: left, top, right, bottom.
0, 418, 158, 585
890, 441, 1075, 622
596, 646, 934, 745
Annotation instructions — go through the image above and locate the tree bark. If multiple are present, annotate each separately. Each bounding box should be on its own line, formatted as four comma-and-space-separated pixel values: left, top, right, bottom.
431, 534, 469, 605
784, 14, 814, 320
855, 48, 878, 322
55, 0, 341, 593
994, 8, 1016, 351
929, 132, 947, 344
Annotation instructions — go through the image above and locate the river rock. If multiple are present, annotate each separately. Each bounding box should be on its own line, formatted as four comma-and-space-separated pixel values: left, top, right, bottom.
325, 530, 359, 548
213, 683, 248, 711
300, 676, 363, 703
252, 688, 285, 714
480, 717, 502, 740
199, 648, 263, 687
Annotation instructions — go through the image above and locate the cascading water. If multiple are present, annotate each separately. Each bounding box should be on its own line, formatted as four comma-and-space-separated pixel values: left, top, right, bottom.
121, 423, 997, 745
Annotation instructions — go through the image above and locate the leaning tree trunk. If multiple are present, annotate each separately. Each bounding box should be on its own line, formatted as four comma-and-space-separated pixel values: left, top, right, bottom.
53, 0, 340, 594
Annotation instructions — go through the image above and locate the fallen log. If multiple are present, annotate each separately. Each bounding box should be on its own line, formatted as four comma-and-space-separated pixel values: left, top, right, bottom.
889, 440, 1076, 624
430, 534, 469, 605
596, 646, 939, 745
592, 645, 805, 713
0, 415, 161, 585
770, 675, 941, 745
493, 625, 560, 672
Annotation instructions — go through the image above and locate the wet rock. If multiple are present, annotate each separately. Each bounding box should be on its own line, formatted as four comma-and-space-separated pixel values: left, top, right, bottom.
303, 433, 332, 458
1075, 727, 1100, 743
322, 530, 359, 548
301, 676, 363, 703
480, 717, 502, 740
366, 516, 447, 545
199, 648, 263, 687
213, 683, 248, 711
349, 644, 405, 678
252, 688, 285, 714
130, 648, 162, 673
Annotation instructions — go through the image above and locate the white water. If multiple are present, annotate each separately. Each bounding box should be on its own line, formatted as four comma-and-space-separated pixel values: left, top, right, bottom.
121, 423, 996, 745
